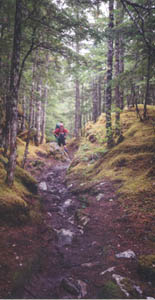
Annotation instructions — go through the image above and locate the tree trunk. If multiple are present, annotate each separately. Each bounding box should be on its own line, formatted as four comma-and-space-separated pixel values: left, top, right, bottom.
74, 77, 81, 137
119, 36, 124, 110
21, 95, 26, 131
105, 0, 114, 148
40, 87, 47, 144
115, 0, 121, 136
74, 9, 81, 137
6, 0, 22, 186
98, 75, 102, 116
22, 59, 36, 168
92, 78, 98, 123
81, 84, 85, 131
34, 81, 42, 146
3, 99, 11, 157
144, 48, 151, 119
119, 4, 125, 110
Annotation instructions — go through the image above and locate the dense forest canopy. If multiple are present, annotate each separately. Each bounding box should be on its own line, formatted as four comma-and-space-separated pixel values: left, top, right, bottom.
0, 0, 155, 185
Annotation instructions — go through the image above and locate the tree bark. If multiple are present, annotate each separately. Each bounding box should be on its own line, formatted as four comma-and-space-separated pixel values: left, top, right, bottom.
119, 36, 124, 110
92, 77, 98, 123
98, 75, 102, 116
6, 0, 22, 186
3, 99, 11, 157
40, 87, 47, 144
74, 9, 81, 137
21, 95, 26, 131
144, 48, 151, 119
22, 58, 36, 168
34, 80, 42, 146
114, 0, 121, 136
105, 0, 114, 148
74, 77, 81, 137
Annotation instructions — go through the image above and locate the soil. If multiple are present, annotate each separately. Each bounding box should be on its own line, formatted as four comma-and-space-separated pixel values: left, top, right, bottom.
0, 152, 155, 299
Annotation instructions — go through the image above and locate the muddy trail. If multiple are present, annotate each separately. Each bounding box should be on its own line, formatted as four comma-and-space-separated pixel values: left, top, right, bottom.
11, 159, 155, 299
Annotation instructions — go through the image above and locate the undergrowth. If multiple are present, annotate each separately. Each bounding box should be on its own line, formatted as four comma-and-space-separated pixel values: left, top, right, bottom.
67, 105, 155, 220
0, 139, 47, 225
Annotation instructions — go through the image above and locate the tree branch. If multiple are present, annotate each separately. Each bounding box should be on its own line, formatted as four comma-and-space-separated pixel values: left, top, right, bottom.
123, 0, 155, 10
18, 28, 36, 89
120, 0, 155, 51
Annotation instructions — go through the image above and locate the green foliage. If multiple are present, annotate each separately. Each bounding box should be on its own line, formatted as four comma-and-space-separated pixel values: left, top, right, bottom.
96, 148, 108, 157
138, 254, 155, 280
98, 281, 125, 299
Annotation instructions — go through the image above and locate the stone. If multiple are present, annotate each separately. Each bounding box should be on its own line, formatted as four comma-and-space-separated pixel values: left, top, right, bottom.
133, 285, 143, 295
81, 262, 99, 268
38, 181, 47, 191
47, 172, 54, 176
54, 196, 61, 201
80, 215, 90, 226
57, 229, 74, 246
116, 249, 136, 259
68, 216, 74, 224
60, 199, 73, 214
47, 212, 52, 217
100, 182, 106, 186
64, 199, 72, 206
96, 193, 104, 201
61, 278, 80, 296
112, 274, 130, 297
77, 280, 87, 298
112, 274, 144, 298
100, 266, 115, 276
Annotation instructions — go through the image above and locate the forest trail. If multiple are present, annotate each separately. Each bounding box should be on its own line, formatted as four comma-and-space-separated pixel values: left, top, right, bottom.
11, 156, 154, 299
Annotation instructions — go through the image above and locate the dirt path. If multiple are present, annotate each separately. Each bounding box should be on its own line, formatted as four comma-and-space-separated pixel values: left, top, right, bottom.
11, 159, 155, 299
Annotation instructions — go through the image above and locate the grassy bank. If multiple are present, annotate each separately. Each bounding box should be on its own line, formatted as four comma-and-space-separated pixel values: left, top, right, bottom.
67, 105, 155, 221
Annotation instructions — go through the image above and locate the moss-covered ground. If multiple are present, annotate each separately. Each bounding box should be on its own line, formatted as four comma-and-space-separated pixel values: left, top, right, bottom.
0, 140, 49, 224
67, 105, 155, 223
0, 139, 51, 297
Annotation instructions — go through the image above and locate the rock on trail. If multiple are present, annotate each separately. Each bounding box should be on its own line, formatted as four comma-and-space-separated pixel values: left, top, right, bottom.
11, 160, 155, 299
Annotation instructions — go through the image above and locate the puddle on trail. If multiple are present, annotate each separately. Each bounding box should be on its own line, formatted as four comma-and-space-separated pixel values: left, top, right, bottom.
11, 162, 155, 299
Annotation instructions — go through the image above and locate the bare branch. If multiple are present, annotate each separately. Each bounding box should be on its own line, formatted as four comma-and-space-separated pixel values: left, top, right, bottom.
123, 0, 155, 10
120, 0, 155, 51
18, 28, 36, 88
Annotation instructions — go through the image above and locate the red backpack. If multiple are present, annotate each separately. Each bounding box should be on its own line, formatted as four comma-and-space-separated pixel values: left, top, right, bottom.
59, 124, 64, 134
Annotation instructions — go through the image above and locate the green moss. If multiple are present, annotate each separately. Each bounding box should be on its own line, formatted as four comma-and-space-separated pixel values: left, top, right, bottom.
0, 150, 39, 224
0, 194, 29, 224
15, 166, 37, 194
11, 253, 41, 297
0, 182, 27, 207
31, 160, 45, 169
29, 209, 42, 224
138, 254, 155, 280
67, 105, 155, 219
98, 281, 125, 299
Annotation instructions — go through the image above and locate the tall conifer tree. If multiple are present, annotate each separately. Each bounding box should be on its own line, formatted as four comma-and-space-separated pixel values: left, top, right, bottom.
105, 0, 114, 148
6, 0, 22, 186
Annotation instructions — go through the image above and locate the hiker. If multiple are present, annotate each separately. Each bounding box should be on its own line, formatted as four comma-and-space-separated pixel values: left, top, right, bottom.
53, 122, 69, 153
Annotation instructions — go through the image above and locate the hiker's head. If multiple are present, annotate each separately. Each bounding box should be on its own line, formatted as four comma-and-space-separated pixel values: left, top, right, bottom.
60, 123, 64, 127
